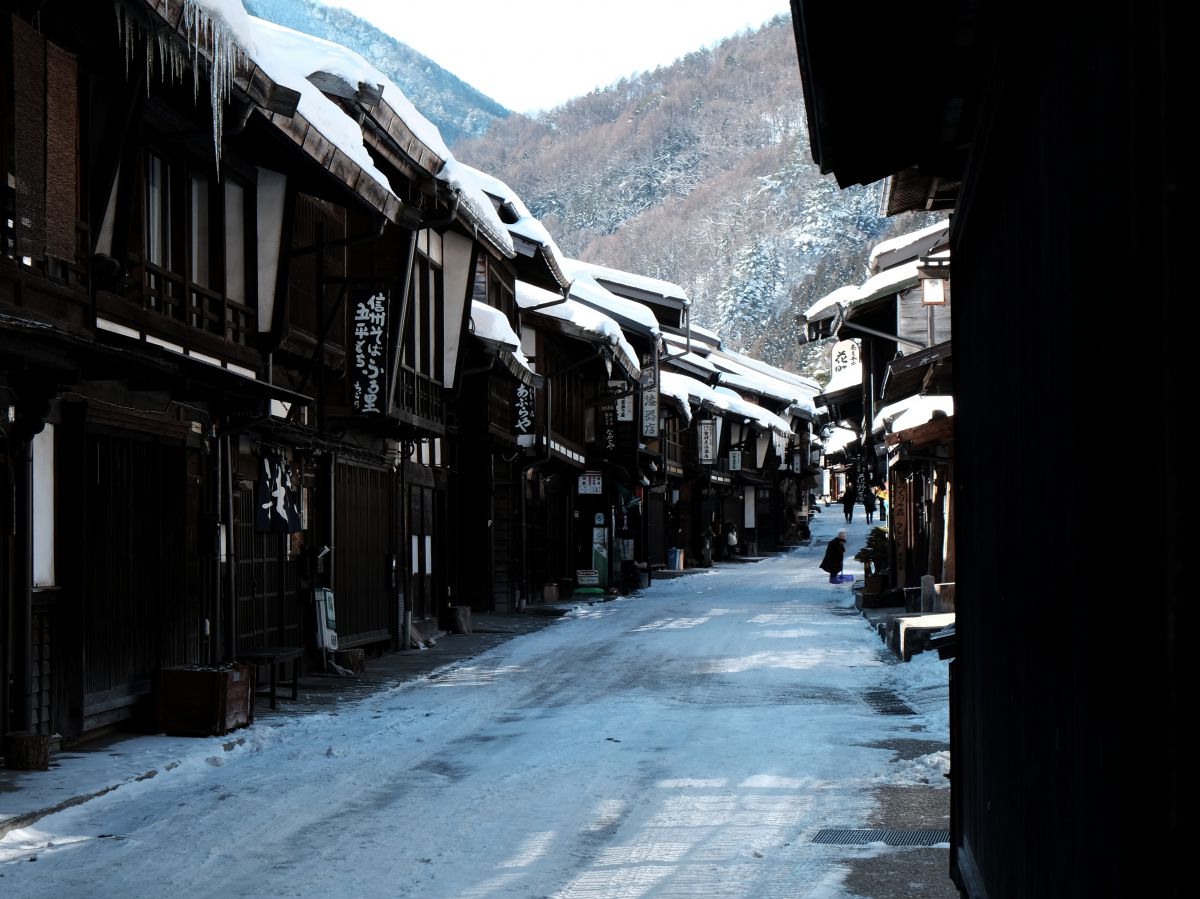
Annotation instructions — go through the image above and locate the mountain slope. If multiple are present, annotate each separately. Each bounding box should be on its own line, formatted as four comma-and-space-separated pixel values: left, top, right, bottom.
453, 16, 944, 379
243, 0, 509, 144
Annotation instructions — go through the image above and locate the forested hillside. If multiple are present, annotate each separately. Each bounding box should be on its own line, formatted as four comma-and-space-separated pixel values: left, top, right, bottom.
244, 0, 508, 143
453, 16, 944, 379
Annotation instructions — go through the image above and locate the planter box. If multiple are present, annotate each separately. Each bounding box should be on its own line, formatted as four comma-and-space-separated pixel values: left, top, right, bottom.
157, 664, 253, 737
864, 573, 888, 595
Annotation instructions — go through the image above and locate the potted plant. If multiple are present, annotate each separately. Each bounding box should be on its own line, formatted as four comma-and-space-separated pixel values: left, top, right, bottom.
854, 526, 890, 595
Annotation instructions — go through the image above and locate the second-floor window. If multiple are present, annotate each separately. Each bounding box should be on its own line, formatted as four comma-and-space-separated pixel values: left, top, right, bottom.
141, 149, 255, 345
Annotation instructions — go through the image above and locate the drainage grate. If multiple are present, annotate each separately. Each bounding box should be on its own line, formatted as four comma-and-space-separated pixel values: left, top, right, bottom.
812, 828, 950, 847
861, 689, 917, 715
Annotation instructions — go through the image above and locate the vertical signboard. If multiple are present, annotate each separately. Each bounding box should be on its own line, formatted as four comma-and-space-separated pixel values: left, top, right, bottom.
698, 419, 716, 464
728, 449, 742, 471
352, 292, 387, 414
830, 336, 859, 379
641, 353, 659, 437
612, 380, 634, 422
515, 381, 535, 447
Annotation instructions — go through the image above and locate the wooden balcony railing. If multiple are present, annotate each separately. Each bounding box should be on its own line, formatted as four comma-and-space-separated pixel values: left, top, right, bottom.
142, 261, 255, 346
397, 365, 444, 426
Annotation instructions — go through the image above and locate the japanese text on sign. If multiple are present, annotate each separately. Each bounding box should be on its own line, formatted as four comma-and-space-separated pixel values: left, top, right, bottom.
352, 293, 387, 414
641, 354, 658, 437
515, 382, 534, 436
698, 419, 716, 464
578, 472, 603, 494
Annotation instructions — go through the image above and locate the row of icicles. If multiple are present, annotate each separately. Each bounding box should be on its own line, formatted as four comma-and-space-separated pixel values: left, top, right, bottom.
115, 0, 242, 173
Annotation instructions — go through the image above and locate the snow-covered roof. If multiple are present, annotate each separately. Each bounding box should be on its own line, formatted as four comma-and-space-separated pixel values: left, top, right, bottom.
452, 164, 567, 283
569, 260, 690, 306
803, 260, 921, 325
561, 260, 661, 338
659, 372, 793, 438
435, 159, 515, 258
874, 395, 955, 434
515, 281, 640, 381
821, 425, 859, 455
707, 350, 818, 417
804, 284, 859, 323
688, 323, 722, 345
470, 301, 538, 385
178, 5, 511, 250
662, 335, 719, 375
868, 220, 950, 272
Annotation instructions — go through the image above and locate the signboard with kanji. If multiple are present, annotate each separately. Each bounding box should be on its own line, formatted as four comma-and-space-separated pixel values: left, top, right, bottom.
698, 419, 716, 464
351, 292, 387, 414
728, 449, 742, 471
641, 354, 658, 437
578, 472, 603, 494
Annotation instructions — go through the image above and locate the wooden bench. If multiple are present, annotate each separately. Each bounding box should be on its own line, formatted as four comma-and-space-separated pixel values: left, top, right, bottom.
237, 647, 303, 715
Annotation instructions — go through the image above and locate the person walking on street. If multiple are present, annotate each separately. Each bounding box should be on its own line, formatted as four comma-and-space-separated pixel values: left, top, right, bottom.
862, 487, 876, 524
877, 487, 887, 523
841, 487, 856, 523
820, 528, 849, 583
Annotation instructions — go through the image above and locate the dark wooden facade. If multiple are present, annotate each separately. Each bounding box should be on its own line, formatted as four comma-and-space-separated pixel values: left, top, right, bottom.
791, 0, 1184, 893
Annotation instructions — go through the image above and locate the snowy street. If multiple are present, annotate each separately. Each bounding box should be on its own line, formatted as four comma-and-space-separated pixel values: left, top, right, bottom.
0, 516, 950, 898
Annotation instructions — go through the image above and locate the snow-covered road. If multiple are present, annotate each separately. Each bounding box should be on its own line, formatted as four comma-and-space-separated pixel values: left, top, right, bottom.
1, 525, 949, 898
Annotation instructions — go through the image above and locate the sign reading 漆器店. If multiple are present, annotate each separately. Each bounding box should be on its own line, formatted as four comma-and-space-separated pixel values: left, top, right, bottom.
641, 354, 658, 437
352, 292, 387, 414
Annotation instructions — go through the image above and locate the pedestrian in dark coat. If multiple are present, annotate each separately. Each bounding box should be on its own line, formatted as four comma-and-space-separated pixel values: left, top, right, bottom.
862, 487, 876, 524
841, 487, 856, 523
819, 529, 848, 583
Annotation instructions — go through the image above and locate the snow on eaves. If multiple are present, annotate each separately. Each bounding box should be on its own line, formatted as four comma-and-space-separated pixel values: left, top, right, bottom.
470, 301, 538, 383
437, 160, 515, 258
804, 260, 921, 323
561, 259, 661, 337
470, 301, 519, 350
874, 395, 955, 435
245, 16, 401, 197
821, 425, 859, 454
515, 281, 640, 381
804, 284, 859, 322
660, 372, 793, 438
568, 259, 690, 306
867, 220, 950, 272
450, 164, 566, 277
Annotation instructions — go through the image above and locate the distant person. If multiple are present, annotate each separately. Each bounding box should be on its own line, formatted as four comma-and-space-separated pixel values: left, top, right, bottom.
876, 488, 887, 523
724, 520, 738, 556
862, 487, 876, 524
841, 487, 856, 523
820, 529, 849, 583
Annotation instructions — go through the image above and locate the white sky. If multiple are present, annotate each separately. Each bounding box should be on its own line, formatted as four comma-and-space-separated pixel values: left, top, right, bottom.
1, 512, 951, 897
319, 0, 794, 113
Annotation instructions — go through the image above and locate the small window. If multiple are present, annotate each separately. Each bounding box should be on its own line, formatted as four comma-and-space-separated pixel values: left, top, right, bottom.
146, 154, 171, 269
224, 180, 246, 303
190, 174, 210, 288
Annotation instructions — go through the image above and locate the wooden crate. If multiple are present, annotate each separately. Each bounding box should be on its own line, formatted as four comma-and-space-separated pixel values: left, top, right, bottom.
157, 664, 254, 737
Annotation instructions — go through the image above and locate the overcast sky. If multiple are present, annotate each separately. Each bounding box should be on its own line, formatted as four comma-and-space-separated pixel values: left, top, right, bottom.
319, 0, 793, 113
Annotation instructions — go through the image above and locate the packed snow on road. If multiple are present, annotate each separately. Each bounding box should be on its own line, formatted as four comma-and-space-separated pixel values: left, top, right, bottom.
1, 522, 949, 898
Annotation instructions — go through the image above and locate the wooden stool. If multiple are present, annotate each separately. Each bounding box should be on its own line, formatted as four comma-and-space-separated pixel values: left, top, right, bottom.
237, 647, 303, 714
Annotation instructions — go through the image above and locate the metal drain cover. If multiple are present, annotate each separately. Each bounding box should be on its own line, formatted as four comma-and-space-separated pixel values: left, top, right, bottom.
812, 828, 950, 847
862, 689, 917, 715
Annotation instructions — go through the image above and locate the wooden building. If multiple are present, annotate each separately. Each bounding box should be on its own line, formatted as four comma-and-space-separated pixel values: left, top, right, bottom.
805, 223, 954, 592
0, 0, 509, 748
790, 0, 1184, 893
